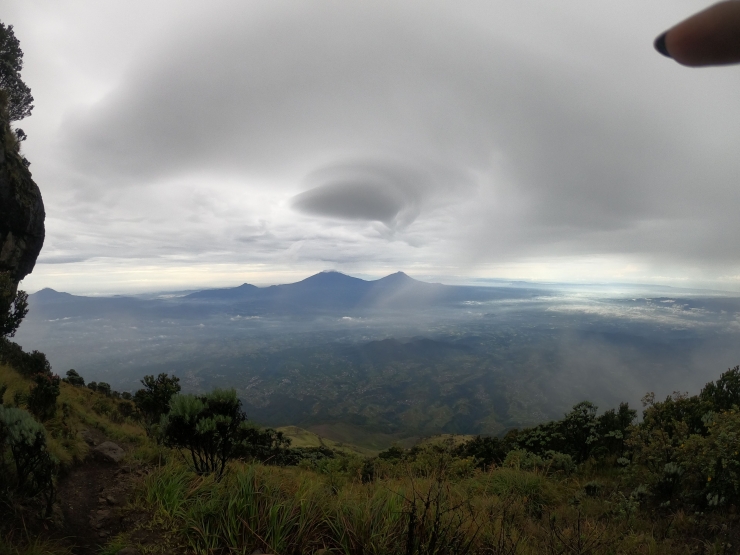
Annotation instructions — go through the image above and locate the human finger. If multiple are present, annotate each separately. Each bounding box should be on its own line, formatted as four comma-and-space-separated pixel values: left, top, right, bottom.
655, 1, 740, 66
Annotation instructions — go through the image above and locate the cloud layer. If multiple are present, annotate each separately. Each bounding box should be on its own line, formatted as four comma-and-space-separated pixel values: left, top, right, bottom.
5, 0, 740, 293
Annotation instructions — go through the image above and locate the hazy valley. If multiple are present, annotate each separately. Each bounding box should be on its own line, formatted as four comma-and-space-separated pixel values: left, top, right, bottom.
15, 271, 740, 449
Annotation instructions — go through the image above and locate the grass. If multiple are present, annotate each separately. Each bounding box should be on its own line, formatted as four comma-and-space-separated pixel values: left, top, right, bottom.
0, 363, 147, 467
277, 425, 378, 457
129, 453, 695, 555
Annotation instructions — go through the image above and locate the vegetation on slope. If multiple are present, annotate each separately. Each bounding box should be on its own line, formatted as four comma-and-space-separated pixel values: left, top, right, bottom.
2, 297, 740, 553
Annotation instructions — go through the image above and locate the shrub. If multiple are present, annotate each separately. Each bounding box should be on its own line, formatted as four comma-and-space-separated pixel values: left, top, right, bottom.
134, 373, 181, 427
700, 365, 740, 412
96, 381, 111, 397
454, 435, 509, 469
63, 369, 85, 387
0, 274, 27, 339
677, 408, 740, 507
504, 449, 574, 475
235, 425, 292, 464
26, 373, 60, 421
117, 400, 135, 419
0, 339, 52, 377
0, 406, 56, 515
161, 388, 250, 478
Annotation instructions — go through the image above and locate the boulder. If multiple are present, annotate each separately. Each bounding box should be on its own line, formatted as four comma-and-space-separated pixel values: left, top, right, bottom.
93, 441, 125, 463
0, 96, 44, 287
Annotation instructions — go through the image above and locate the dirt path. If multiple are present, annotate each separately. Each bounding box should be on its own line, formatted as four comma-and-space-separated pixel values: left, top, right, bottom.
56, 428, 141, 555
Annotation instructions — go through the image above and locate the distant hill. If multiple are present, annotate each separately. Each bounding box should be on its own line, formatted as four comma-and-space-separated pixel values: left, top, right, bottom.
177, 270, 537, 312
185, 282, 260, 300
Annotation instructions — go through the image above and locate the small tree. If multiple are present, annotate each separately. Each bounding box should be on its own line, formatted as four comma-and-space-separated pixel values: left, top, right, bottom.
96, 382, 111, 397
701, 365, 740, 412
27, 373, 60, 421
0, 21, 34, 122
0, 274, 28, 339
63, 369, 85, 387
161, 388, 249, 478
134, 373, 181, 427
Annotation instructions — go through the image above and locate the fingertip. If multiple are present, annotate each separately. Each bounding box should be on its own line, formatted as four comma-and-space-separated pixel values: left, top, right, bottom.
654, 32, 672, 58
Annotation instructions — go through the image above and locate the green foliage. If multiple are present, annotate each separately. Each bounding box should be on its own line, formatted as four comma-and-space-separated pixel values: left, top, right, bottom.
133, 373, 181, 427
26, 373, 60, 420
235, 425, 293, 464
596, 402, 637, 458
0, 22, 33, 122
0, 406, 56, 515
503, 449, 575, 475
700, 365, 740, 412
62, 369, 84, 387
514, 401, 636, 464
132, 364, 740, 553
453, 435, 509, 469
676, 408, 740, 507
0, 340, 51, 378
161, 389, 250, 477
96, 381, 111, 397
0, 275, 27, 339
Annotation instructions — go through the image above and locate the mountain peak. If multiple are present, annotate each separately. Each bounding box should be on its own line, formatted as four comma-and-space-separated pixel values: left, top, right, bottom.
297, 271, 365, 286
374, 271, 417, 284
31, 288, 75, 301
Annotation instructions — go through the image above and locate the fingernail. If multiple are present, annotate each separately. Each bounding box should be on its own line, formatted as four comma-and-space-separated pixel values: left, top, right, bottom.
654, 32, 671, 58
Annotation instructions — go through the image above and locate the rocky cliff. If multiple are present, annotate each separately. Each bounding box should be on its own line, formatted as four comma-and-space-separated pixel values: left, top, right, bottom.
0, 92, 44, 291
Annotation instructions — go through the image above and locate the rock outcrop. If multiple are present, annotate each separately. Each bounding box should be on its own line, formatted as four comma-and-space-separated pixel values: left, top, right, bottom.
93, 441, 126, 463
0, 92, 44, 291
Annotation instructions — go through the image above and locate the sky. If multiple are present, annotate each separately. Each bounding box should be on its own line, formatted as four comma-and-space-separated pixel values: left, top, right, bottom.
5, 0, 740, 294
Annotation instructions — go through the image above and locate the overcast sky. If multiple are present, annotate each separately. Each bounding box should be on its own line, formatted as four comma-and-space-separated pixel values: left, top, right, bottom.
5, 1, 740, 294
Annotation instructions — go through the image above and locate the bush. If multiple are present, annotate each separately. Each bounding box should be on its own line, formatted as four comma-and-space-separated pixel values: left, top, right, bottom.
26, 373, 60, 421
235, 425, 292, 464
454, 435, 509, 469
96, 381, 111, 397
117, 400, 135, 419
677, 409, 740, 507
63, 369, 85, 387
0, 274, 27, 339
0, 339, 52, 377
0, 406, 56, 515
504, 449, 574, 475
700, 365, 740, 412
134, 373, 181, 428
161, 388, 250, 478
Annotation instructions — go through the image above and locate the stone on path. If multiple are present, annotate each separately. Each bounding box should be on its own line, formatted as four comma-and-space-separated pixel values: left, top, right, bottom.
93, 441, 125, 463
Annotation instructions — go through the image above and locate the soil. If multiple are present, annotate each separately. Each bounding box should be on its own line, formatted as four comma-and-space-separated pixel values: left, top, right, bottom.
55, 427, 146, 555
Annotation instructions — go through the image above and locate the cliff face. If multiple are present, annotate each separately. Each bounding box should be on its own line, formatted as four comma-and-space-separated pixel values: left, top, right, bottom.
0, 97, 44, 289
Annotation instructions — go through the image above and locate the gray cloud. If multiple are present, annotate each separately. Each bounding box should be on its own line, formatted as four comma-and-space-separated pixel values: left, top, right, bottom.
292, 161, 431, 229
6, 0, 740, 292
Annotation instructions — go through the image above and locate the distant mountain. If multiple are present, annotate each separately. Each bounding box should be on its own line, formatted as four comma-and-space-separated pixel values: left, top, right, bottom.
26, 270, 548, 320
182, 270, 487, 310
31, 288, 76, 302
185, 282, 260, 300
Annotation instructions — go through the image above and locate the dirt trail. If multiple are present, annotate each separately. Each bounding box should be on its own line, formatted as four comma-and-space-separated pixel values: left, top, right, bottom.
56, 428, 141, 555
